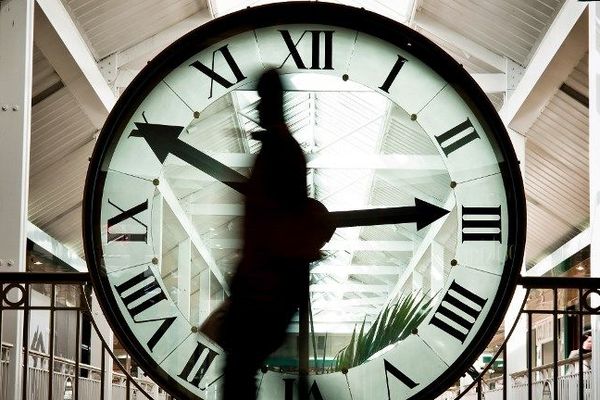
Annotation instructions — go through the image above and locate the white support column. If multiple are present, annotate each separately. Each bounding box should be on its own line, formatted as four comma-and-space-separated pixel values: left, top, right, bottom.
177, 238, 192, 320
430, 241, 444, 295
0, 1, 34, 399
588, 3, 600, 397
503, 128, 527, 399
198, 269, 211, 324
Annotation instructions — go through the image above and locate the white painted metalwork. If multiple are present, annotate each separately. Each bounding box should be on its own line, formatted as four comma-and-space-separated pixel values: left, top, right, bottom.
0, 1, 34, 398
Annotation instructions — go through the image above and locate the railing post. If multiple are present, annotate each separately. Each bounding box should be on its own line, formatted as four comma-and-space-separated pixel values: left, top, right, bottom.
590, 3, 600, 399
503, 128, 527, 400
91, 294, 113, 400
0, 1, 34, 399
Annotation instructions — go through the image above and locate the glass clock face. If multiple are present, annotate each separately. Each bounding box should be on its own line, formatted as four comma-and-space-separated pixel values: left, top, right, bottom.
83, 3, 525, 400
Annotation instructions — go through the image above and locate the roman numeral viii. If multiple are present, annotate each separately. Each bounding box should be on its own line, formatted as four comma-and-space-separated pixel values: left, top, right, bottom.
462, 206, 502, 242
107, 199, 148, 243
190, 44, 247, 98
435, 118, 480, 157
279, 30, 334, 70
178, 341, 218, 387
429, 280, 488, 343
114, 266, 176, 351
384, 359, 418, 399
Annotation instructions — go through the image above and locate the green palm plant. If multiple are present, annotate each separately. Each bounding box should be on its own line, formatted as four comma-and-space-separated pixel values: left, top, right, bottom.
332, 291, 435, 371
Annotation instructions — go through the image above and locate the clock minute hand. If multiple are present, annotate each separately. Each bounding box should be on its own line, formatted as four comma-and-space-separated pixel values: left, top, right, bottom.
130, 122, 248, 194
328, 199, 450, 231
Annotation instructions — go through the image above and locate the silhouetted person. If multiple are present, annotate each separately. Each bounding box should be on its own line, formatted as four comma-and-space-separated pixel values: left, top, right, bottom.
221, 69, 312, 400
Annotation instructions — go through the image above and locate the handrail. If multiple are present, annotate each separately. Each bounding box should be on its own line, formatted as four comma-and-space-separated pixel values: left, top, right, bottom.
453, 287, 531, 399
79, 283, 158, 398
0, 272, 90, 283
511, 353, 592, 377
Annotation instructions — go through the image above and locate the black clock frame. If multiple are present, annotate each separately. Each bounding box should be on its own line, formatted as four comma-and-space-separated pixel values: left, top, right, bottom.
83, 3, 526, 399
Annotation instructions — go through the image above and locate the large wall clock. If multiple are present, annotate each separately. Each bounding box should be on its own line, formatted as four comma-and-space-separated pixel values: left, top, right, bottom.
83, 2, 525, 400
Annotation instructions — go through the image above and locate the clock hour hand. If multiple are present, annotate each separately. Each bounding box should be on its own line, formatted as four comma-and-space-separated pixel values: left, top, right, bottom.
130, 122, 248, 194
328, 198, 450, 231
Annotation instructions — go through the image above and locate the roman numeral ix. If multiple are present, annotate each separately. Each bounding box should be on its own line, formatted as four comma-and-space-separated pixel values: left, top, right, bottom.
384, 359, 419, 399
190, 44, 247, 98
429, 280, 488, 343
107, 199, 148, 243
279, 30, 334, 70
435, 118, 480, 157
114, 266, 176, 351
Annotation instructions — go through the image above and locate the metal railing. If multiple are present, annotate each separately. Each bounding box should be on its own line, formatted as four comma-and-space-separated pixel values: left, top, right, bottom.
2, 272, 598, 400
0, 272, 163, 400
455, 276, 600, 400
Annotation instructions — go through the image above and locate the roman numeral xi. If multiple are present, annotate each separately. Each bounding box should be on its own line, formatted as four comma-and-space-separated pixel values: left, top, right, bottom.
190, 44, 247, 98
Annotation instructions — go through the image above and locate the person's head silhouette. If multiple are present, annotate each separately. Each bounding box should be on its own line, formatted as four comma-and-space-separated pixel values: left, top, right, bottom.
257, 68, 284, 129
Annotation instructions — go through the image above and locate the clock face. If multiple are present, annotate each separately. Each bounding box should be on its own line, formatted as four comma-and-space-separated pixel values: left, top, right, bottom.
83, 3, 525, 400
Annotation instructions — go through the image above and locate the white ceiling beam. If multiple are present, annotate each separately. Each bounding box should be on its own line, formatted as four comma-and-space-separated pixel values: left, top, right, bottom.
311, 264, 402, 275
471, 73, 506, 94
312, 297, 388, 307
26, 221, 87, 272
525, 227, 591, 277
385, 194, 455, 304
115, 10, 212, 69
413, 13, 506, 73
309, 283, 391, 293
168, 153, 445, 170
34, 0, 115, 129
287, 322, 370, 334
498, 1, 587, 129
157, 175, 230, 295
210, 239, 413, 252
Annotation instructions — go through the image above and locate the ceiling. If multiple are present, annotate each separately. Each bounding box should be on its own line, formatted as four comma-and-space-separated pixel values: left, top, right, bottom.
24, 0, 591, 332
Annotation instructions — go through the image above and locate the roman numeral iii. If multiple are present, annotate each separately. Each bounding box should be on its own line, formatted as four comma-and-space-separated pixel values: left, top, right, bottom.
429, 280, 488, 343
461, 206, 502, 242
279, 30, 334, 70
